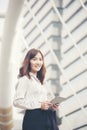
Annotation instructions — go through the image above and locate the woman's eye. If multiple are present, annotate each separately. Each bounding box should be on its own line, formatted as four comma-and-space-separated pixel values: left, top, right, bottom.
32, 58, 43, 61
39, 58, 42, 61
33, 58, 36, 61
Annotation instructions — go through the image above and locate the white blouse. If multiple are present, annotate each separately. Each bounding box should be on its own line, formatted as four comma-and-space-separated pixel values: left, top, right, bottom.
13, 72, 54, 110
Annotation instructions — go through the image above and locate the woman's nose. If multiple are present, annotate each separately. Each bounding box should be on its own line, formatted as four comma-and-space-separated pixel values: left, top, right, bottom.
36, 60, 42, 64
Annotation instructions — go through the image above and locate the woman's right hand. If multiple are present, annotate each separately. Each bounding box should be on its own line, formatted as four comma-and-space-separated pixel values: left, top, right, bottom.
41, 101, 52, 110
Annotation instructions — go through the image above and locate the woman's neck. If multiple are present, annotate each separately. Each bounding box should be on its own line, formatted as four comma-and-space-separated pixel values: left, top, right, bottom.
30, 71, 37, 77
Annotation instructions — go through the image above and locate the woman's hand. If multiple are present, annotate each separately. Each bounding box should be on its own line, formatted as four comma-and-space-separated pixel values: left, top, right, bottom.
41, 101, 52, 110
51, 104, 59, 111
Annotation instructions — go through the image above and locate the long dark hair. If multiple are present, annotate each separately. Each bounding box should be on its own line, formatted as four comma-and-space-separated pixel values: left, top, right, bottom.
19, 48, 46, 84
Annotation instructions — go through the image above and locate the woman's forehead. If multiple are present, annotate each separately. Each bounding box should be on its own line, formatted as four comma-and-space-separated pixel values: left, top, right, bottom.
34, 52, 43, 57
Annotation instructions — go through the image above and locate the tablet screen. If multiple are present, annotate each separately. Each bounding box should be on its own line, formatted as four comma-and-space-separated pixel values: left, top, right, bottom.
51, 96, 66, 104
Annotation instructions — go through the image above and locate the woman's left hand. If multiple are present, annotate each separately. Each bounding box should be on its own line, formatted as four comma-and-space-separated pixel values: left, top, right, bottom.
51, 104, 59, 111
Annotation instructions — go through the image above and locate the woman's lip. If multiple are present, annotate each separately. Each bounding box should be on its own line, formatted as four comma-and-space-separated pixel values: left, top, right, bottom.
35, 65, 41, 68
36, 66, 41, 68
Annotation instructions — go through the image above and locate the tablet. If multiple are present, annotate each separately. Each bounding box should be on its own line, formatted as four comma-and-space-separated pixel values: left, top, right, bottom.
51, 96, 66, 104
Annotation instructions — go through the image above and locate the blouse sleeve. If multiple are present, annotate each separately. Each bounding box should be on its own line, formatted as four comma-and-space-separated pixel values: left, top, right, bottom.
13, 76, 41, 110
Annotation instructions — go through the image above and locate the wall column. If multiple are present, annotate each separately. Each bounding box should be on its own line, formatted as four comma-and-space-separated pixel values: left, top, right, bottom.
0, 0, 24, 129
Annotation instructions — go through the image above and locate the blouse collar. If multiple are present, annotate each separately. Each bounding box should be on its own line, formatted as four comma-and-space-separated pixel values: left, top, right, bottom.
29, 72, 39, 82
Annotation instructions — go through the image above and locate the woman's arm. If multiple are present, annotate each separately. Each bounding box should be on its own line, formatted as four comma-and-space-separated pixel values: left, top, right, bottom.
13, 76, 41, 110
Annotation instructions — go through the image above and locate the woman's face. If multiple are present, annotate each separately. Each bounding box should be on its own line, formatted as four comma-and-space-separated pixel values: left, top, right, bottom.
30, 52, 43, 74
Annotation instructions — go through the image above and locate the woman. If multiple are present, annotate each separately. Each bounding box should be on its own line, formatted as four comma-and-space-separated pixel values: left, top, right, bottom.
13, 48, 59, 130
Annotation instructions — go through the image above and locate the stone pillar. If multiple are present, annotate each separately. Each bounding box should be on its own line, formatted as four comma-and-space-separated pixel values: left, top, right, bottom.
0, 0, 24, 129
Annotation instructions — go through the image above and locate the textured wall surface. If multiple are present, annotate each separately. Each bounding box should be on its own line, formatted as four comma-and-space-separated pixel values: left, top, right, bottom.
3, 0, 86, 129
59, 0, 87, 130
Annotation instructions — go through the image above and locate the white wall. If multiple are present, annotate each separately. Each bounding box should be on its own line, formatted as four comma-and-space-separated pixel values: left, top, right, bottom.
59, 0, 87, 130
12, 0, 87, 130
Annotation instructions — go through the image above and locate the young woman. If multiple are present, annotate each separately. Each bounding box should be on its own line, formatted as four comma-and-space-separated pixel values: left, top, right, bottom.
13, 48, 59, 130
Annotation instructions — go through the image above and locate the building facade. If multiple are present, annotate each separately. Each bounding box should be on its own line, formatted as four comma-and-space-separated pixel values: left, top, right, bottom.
0, 0, 87, 130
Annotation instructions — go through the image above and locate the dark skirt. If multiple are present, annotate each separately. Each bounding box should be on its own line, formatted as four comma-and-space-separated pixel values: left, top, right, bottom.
22, 109, 59, 130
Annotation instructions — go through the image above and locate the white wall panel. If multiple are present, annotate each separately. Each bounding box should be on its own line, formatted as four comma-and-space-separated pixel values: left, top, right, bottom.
29, 0, 49, 15
59, 88, 87, 117
44, 25, 59, 38
29, 35, 44, 48
28, 0, 38, 8
24, 19, 35, 37
60, 59, 87, 84
62, 0, 72, 8
39, 13, 58, 29
59, 109, 87, 130
71, 21, 87, 41
62, 9, 87, 38
62, 0, 87, 22
61, 43, 87, 68
33, 1, 52, 21
25, 27, 40, 42
60, 71, 87, 97
61, 36, 87, 53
